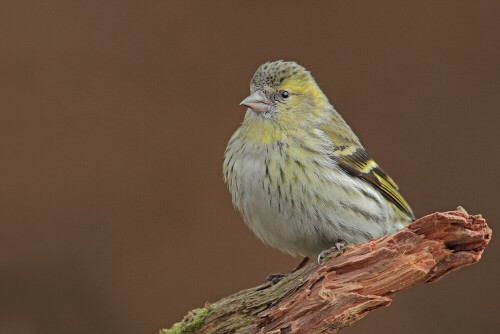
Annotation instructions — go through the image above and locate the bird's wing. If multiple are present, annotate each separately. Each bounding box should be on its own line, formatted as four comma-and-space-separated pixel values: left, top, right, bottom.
319, 123, 414, 220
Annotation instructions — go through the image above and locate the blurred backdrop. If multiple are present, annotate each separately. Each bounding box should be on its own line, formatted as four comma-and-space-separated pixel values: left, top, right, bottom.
1, 1, 499, 333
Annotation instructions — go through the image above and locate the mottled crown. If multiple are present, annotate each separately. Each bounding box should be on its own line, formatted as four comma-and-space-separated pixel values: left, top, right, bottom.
250, 60, 311, 91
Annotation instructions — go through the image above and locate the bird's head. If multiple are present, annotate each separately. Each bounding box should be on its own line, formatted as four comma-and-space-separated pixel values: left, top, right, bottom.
240, 60, 329, 125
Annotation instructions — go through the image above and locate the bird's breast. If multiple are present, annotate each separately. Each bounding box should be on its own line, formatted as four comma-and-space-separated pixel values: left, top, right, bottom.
223, 133, 390, 257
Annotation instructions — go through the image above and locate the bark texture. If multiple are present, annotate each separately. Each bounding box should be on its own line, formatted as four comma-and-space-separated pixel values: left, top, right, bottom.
162, 209, 491, 334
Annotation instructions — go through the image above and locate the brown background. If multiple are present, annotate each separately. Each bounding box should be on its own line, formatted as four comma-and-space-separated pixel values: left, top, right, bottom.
1, 1, 499, 333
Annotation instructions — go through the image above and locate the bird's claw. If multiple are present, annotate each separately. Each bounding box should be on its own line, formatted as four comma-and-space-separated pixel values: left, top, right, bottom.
265, 273, 289, 285
317, 240, 348, 264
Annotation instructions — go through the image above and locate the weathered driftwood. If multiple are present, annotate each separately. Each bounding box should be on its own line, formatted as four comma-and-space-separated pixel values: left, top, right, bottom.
162, 209, 491, 334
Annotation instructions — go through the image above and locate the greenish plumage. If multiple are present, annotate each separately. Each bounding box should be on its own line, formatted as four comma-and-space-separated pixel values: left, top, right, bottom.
223, 60, 414, 260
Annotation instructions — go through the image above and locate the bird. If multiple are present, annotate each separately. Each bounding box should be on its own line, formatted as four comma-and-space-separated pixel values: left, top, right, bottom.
223, 60, 414, 282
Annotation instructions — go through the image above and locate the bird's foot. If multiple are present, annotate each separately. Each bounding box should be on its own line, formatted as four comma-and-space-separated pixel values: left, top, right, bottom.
317, 240, 348, 264
264, 257, 310, 285
265, 273, 290, 285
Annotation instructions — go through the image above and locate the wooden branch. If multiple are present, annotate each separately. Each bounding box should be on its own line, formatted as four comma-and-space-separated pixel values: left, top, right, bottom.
162, 209, 491, 334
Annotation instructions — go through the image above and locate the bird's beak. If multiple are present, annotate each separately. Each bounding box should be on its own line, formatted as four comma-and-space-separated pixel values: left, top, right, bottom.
240, 90, 272, 113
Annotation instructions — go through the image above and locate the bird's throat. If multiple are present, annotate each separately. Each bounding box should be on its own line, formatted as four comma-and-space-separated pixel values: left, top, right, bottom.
241, 117, 285, 145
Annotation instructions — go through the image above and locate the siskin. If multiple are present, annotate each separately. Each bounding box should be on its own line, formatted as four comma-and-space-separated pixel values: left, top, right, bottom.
223, 60, 414, 280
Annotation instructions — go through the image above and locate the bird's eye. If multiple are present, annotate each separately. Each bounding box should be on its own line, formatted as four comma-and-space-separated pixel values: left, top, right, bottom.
281, 91, 290, 98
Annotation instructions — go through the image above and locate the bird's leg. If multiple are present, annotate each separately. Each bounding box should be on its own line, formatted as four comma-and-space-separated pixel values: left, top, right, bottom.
292, 256, 310, 271
265, 257, 310, 285
317, 240, 348, 264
